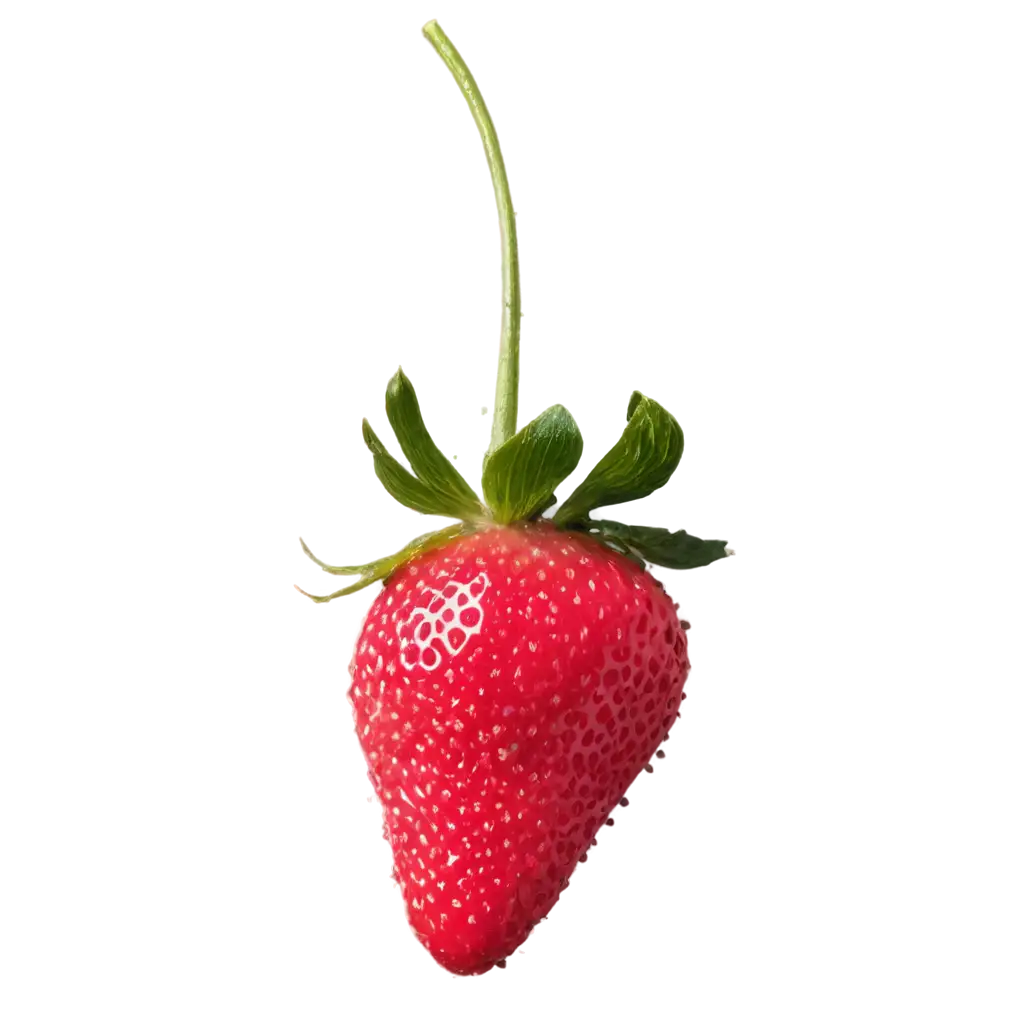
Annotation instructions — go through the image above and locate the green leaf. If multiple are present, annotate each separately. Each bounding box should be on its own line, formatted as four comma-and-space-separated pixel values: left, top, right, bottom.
363, 420, 469, 519
554, 393, 684, 526
482, 404, 584, 524
296, 524, 469, 602
587, 519, 732, 570
385, 368, 484, 520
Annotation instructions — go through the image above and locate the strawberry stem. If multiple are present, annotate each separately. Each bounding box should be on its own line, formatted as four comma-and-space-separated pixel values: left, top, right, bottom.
422, 20, 521, 455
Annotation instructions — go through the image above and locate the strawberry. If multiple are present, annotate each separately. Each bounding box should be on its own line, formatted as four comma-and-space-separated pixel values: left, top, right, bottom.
298, 20, 730, 975
349, 523, 689, 974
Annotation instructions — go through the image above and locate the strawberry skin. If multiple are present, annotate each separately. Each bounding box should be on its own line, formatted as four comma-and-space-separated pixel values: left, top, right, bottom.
348, 522, 689, 974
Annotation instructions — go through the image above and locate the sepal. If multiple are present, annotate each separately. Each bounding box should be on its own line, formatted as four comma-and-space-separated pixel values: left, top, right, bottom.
585, 519, 732, 570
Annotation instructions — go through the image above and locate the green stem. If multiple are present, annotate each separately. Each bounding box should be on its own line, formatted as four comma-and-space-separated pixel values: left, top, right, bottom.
422, 20, 520, 455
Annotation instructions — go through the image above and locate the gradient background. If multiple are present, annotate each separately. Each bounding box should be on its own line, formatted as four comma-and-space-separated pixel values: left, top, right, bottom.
2, 8, 1024, 1024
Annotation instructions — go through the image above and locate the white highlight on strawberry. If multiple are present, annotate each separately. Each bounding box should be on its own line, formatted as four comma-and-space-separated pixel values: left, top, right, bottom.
399, 572, 490, 672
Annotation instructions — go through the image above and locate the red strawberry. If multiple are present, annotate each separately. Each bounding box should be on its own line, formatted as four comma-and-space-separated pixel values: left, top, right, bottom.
348, 523, 689, 974
292, 380, 733, 970
298, 20, 730, 975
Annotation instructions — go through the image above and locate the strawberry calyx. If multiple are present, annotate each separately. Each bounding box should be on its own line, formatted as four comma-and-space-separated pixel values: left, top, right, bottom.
296, 22, 731, 604
290, 372, 729, 602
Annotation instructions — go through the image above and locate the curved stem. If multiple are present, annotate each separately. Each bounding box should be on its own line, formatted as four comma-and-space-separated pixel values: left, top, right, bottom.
422, 20, 520, 454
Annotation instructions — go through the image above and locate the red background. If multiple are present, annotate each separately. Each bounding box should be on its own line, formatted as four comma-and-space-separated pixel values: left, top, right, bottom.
2, 8, 1024, 1024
